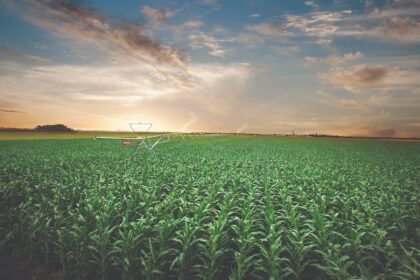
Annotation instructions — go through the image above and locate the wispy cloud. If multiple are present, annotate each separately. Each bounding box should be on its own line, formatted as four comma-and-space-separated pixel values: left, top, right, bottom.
0, 108, 24, 113
0, 56, 253, 115
285, 11, 344, 37
393, 0, 420, 6
247, 22, 291, 37
0, 57, 270, 131
317, 91, 364, 109
16, 0, 186, 69
0, 45, 51, 65
232, 33, 264, 48
377, 16, 420, 43
282, 8, 420, 44
305, 52, 363, 66
304, 1, 318, 8
183, 19, 204, 29
316, 90, 401, 111
188, 31, 228, 57
276, 45, 300, 56
141, 5, 172, 24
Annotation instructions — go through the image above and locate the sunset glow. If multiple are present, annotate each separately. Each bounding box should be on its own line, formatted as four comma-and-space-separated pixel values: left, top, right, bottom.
0, 0, 419, 137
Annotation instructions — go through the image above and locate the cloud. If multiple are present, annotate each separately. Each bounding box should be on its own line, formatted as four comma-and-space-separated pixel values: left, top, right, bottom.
0, 108, 24, 113
0, 60, 188, 107
0, 57, 256, 131
0, 100, 25, 114
321, 62, 420, 94
323, 65, 391, 90
316, 38, 333, 47
173, 18, 227, 57
317, 91, 363, 109
250, 13, 260, 18
276, 46, 300, 56
18, 0, 186, 69
0, 45, 51, 65
0, 57, 252, 111
189, 62, 251, 85
188, 31, 228, 57
2, 53, 417, 137
232, 33, 264, 48
141, 5, 171, 24
393, 0, 420, 6
247, 23, 291, 37
305, 52, 363, 66
282, 8, 420, 44
305, 1, 318, 8
285, 12, 344, 37
364, 7, 420, 18
316, 90, 405, 111
183, 20, 204, 29
1, 1, 418, 137
378, 16, 420, 43
212, 26, 228, 33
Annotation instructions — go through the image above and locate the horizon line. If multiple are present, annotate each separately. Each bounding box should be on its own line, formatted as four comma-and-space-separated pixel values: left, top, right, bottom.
1, 127, 419, 140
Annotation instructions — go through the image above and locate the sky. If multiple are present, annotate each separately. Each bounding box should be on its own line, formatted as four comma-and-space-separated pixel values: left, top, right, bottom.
0, 0, 419, 137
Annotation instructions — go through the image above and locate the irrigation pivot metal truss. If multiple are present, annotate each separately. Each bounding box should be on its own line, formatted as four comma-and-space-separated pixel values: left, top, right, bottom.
95, 122, 230, 153
94, 122, 182, 153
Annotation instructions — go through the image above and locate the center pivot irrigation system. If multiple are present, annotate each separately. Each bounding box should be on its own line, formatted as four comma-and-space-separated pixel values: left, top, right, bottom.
94, 122, 226, 153
95, 122, 180, 153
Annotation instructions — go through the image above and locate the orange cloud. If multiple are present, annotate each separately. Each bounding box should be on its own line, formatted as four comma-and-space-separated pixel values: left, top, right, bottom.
323, 65, 391, 90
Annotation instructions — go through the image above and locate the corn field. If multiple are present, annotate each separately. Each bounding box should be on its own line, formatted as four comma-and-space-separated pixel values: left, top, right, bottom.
0, 136, 419, 279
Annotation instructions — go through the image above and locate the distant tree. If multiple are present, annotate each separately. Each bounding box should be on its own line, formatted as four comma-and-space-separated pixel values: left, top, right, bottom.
35, 124, 74, 132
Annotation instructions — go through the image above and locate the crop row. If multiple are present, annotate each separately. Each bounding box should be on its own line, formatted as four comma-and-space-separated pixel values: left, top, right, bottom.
0, 136, 419, 279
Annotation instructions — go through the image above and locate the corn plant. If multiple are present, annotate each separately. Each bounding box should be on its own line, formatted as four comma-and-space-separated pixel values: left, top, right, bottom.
0, 136, 418, 279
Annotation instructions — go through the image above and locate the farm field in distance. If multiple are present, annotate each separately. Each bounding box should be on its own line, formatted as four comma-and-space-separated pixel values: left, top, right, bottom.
0, 135, 419, 279
0, 131, 159, 140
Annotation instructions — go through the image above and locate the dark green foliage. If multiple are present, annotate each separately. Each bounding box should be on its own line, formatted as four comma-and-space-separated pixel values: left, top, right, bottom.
0, 136, 419, 279
35, 124, 74, 132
